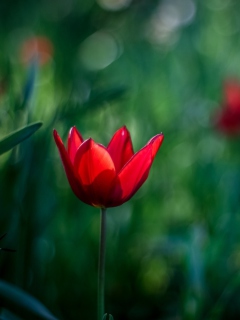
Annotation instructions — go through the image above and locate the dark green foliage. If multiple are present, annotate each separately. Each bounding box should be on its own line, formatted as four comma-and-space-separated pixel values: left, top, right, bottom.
0, 122, 42, 155
0, 1, 240, 320
0, 280, 58, 320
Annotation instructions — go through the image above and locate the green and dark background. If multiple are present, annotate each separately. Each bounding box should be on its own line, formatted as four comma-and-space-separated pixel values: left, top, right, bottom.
1, 0, 240, 319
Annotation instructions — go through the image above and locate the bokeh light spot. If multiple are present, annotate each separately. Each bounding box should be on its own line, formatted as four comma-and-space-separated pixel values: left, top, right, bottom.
79, 31, 122, 71
146, 0, 196, 46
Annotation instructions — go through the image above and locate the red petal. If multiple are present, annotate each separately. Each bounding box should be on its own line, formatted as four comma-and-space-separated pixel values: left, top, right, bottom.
224, 80, 240, 112
107, 126, 134, 173
215, 109, 240, 135
74, 139, 117, 207
53, 130, 91, 204
67, 127, 83, 164
114, 134, 164, 204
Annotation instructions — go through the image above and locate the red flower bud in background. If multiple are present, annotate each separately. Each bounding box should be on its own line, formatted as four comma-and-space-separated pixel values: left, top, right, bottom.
20, 36, 53, 65
214, 80, 240, 135
53, 126, 164, 208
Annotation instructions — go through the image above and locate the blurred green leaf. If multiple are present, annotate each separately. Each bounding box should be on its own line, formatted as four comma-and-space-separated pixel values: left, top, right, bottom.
84, 86, 127, 109
102, 314, 114, 320
0, 308, 21, 319
60, 86, 127, 120
0, 280, 58, 320
21, 59, 38, 110
0, 121, 42, 155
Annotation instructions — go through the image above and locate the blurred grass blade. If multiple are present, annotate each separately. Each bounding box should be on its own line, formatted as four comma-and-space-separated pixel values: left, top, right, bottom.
21, 58, 38, 109
59, 86, 127, 120
0, 308, 22, 320
0, 121, 42, 155
0, 233, 7, 240
102, 314, 114, 320
0, 280, 58, 320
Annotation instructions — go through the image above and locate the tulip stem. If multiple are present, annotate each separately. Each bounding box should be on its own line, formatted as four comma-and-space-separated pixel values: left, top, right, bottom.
98, 208, 107, 320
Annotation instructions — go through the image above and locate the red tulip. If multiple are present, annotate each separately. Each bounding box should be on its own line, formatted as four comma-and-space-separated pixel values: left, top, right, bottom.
20, 36, 53, 65
214, 80, 240, 135
53, 126, 164, 208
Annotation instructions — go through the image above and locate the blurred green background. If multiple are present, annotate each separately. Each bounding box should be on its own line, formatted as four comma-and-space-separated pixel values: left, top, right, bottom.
1, 0, 240, 319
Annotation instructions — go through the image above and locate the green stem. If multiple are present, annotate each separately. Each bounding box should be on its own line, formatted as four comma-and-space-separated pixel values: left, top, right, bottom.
98, 208, 107, 320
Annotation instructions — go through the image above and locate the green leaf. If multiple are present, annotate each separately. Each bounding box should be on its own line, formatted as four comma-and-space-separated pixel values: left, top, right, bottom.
0, 121, 42, 155
0, 280, 58, 320
102, 314, 114, 320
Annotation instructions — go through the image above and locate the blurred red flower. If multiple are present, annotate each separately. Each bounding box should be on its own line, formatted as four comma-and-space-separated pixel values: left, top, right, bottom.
20, 36, 53, 65
53, 126, 164, 208
214, 80, 240, 135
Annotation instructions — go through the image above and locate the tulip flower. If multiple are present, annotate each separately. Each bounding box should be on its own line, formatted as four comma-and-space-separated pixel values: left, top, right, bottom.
53, 126, 164, 208
53, 125, 164, 320
214, 80, 240, 135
